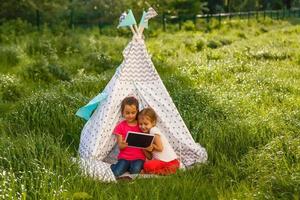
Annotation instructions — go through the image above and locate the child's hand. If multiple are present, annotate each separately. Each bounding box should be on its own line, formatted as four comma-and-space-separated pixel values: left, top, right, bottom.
145, 144, 153, 152
119, 140, 128, 150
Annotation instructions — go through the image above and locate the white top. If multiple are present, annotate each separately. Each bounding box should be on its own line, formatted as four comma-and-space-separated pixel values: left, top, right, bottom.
150, 127, 178, 162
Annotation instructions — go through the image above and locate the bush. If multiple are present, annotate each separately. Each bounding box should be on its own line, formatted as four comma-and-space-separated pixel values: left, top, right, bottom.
0, 19, 33, 40
260, 27, 269, 33
237, 32, 247, 39
196, 38, 206, 51
219, 38, 233, 46
207, 39, 222, 49
184, 38, 197, 52
183, 20, 196, 31
206, 37, 232, 49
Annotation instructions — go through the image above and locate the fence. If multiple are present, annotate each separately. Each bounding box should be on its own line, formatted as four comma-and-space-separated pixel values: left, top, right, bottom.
162, 8, 300, 31
29, 8, 300, 31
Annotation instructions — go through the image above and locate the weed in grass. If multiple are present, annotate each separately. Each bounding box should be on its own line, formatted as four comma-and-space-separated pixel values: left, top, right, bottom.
0, 74, 23, 102
0, 46, 20, 69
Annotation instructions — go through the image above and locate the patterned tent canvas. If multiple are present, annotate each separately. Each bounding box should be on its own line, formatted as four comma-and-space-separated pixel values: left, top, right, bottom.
77, 9, 207, 182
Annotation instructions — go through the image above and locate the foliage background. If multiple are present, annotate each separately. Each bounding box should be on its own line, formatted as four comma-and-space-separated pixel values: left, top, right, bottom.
1, 0, 300, 26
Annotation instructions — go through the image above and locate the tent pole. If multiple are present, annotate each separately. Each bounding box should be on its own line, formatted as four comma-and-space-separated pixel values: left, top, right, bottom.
130, 26, 137, 36
139, 26, 145, 36
134, 24, 141, 38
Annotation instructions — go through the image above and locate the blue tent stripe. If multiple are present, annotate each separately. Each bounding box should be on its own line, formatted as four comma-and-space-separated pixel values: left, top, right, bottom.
76, 92, 108, 120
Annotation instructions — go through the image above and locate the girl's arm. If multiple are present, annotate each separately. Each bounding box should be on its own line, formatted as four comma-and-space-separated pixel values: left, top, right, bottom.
116, 134, 128, 150
152, 134, 163, 152
143, 149, 152, 160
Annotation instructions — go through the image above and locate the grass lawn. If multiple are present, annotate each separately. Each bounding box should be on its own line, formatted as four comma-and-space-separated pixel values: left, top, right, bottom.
0, 18, 299, 199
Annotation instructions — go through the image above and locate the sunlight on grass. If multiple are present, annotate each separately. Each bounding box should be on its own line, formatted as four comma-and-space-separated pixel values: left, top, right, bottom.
0, 18, 299, 199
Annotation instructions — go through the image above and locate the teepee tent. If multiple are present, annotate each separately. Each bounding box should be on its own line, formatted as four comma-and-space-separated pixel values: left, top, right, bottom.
76, 8, 207, 182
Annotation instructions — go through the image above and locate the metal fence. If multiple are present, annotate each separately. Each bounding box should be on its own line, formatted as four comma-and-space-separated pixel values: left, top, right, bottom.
30, 8, 300, 31
162, 8, 300, 31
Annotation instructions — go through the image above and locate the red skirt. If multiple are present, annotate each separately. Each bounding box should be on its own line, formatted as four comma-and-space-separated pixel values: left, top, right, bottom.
143, 159, 180, 175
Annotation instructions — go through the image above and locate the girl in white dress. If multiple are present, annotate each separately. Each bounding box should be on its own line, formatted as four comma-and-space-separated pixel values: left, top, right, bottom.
138, 108, 180, 175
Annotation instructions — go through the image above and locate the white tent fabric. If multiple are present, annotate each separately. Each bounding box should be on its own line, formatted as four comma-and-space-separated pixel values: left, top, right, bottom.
78, 35, 207, 182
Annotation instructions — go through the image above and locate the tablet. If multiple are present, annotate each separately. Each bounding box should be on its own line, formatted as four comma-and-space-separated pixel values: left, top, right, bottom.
125, 131, 155, 149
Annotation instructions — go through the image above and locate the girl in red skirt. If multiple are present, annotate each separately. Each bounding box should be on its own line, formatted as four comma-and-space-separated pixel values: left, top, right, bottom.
138, 108, 180, 175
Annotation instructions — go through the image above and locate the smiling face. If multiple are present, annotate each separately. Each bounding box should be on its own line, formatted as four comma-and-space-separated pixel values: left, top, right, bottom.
122, 104, 138, 124
138, 116, 156, 133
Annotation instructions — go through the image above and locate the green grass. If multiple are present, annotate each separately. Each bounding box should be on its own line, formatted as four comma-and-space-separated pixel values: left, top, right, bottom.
0, 18, 300, 199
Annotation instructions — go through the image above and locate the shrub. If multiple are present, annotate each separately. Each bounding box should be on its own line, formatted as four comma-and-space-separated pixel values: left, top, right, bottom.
183, 20, 196, 31
0, 19, 33, 39
237, 32, 247, 39
207, 39, 222, 49
260, 27, 269, 33
184, 38, 197, 52
206, 37, 232, 49
219, 38, 233, 46
196, 38, 206, 51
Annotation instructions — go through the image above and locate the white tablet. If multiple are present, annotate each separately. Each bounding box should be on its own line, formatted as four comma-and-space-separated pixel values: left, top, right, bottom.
125, 131, 155, 149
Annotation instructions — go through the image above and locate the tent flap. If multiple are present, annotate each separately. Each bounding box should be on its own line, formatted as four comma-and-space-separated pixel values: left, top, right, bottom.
76, 92, 108, 120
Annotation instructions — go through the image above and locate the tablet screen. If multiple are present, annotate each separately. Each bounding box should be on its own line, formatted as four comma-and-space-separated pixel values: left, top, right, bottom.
125, 131, 154, 148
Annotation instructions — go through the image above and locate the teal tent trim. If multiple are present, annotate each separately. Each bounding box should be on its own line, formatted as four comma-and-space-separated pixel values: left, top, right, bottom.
139, 11, 148, 29
76, 92, 108, 120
